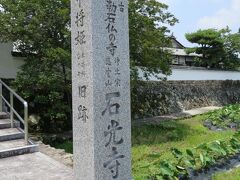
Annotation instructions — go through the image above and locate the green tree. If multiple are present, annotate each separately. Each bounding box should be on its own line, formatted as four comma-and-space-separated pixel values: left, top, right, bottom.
0, 0, 177, 129
129, 0, 178, 81
0, 0, 71, 132
223, 32, 240, 69
185, 28, 240, 69
129, 0, 178, 118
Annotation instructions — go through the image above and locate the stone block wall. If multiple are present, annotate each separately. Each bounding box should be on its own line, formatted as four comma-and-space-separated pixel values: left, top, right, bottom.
133, 80, 240, 119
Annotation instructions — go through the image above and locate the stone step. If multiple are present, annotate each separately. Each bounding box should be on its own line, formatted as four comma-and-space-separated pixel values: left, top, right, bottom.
0, 128, 24, 142
0, 139, 39, 159
0, 119, 20, 129
0, 112, 9, 119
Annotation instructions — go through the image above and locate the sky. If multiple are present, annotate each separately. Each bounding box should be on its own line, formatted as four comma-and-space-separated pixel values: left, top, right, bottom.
159, 0, 240, 47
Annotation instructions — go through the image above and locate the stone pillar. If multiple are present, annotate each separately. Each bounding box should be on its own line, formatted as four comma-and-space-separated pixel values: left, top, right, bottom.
0, 82, 2, 112
71, 0, 131, 179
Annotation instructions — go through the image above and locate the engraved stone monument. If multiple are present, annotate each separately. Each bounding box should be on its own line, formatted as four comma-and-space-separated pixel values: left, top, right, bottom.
71, 0, 131, 179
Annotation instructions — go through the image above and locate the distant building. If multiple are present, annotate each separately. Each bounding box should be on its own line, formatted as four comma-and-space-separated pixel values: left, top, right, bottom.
0, 43, 25, 79
165, 36, 203, 66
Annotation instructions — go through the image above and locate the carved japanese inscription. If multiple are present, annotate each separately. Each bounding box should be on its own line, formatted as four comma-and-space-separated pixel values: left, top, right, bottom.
71, 0, 131, 179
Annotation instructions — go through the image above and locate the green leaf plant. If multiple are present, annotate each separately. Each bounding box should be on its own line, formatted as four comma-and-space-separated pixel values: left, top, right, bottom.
150, 131, 240, 179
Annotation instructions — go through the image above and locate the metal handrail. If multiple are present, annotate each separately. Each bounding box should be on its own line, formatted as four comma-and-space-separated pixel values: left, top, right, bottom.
0, 79, 28, 145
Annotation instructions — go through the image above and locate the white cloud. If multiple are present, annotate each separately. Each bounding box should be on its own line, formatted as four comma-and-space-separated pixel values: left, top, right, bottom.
198, 0, 240, 30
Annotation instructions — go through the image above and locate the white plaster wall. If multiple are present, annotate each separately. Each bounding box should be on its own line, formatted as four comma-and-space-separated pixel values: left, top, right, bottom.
139, 67, 240, 81
167, 68, 240, 81
0, 43, 25, 79
171, 39, 183, 48
172, 40, 180, 48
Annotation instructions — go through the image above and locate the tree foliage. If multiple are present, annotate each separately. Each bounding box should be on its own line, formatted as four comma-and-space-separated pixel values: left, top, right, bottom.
185, 28, 240, 69
0, 0, 71, 132
0, 0, 177, 131
224, 32, 240, 68
129, 0, 178, 80
129, 0, 178, 118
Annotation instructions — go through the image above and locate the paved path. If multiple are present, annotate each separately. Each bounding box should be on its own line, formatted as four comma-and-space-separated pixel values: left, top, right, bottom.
133, 106, 222, 126
0, 152, 73, 180
183, 106, 221, 116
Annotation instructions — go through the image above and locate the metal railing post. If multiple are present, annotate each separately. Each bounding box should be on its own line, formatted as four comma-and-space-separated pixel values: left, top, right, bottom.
0, 81, 2, 112
10, 92, 14, 128
24, 102, 28, 145
0, 80, 29, 144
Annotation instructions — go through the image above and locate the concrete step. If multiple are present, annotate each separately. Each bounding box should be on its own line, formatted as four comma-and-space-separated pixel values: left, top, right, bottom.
0, 112, 9, 119
0, 112, 39, 159
0, 128, 24, 142
0, 139, 39, 159
0, 119, 20, 129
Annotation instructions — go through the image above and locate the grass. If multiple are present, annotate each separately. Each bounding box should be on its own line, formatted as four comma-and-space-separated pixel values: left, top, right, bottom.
212, 167, 240, 180
54, 140, 73, 154
132, 114, 234, 179
53, 113, 235, 179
